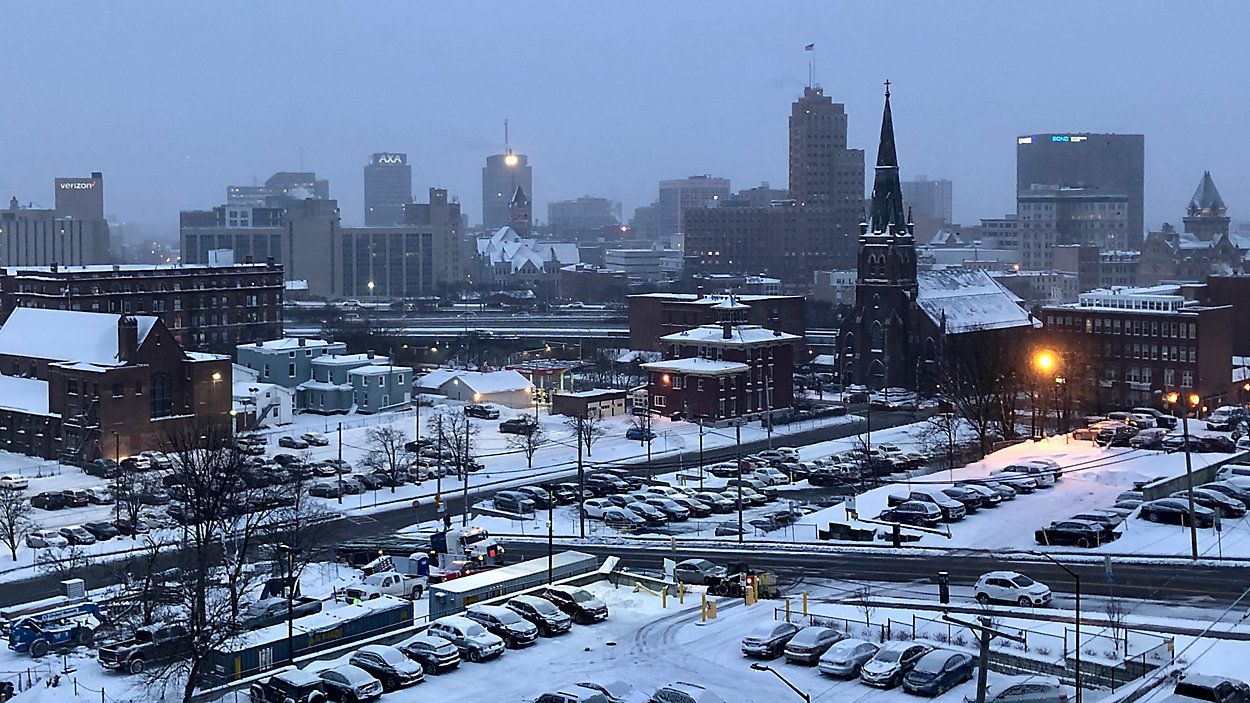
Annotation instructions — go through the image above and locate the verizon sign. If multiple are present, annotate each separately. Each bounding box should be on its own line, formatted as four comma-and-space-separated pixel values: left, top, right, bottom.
58, 180, 98, 190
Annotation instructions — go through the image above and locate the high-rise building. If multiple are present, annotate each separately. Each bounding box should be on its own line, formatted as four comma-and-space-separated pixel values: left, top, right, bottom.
54, 172, 105, 220
789, 87, 862, 209
363, 153, 412, 226
1016, 133, 1144, 246
0, 174, 112, 266
482, 152, 531, 230
901, 176, 953, 223
1017, 187, 1129, 270
228, 171, 330, 206
657, 175, 730, 237
547, 197, 619, 237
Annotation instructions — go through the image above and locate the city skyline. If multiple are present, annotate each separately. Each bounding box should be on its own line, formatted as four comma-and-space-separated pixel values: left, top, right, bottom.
0, 2, 1246, 236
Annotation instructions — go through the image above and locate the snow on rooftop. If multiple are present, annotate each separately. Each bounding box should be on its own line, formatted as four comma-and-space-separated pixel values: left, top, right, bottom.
616, 350, 661, 364
314, 353, 390, 366
349, 365, 408, 377
0, 374, 52, 415
0, 309, 157, 366
641, 357, 751, 375
415, 368, 462, 389
916, 269, 1035, 333
242, 338, 341, 352
416, 368, 533, 394
661, 323, 800, 346
185, 351, 229, 362
556, 388, 626, 398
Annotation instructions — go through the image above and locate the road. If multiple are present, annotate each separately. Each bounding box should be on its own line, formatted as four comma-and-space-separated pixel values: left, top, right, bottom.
0, 409, 915, 607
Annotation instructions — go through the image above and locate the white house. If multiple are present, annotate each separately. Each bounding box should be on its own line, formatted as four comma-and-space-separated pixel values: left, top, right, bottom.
416, 369, 535, 409
232, 364, 295, 428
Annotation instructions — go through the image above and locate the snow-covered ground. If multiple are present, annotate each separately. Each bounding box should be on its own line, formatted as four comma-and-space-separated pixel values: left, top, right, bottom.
11, 574, 1250, 703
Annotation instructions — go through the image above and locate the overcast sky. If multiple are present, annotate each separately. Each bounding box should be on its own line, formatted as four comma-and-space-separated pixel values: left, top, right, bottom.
1, 2, 1247, 238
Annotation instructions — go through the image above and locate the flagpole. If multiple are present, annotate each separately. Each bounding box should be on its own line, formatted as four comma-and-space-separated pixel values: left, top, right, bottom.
805, 43, 816, 88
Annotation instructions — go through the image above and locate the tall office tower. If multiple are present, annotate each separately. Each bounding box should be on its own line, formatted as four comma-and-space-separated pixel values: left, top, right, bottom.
228, 171, 330, 206
901, 176, 953, 223
363, 152, 412, 226
547, 196, 619, 237
482, 152, 531, 230
1016, 133, 1144, 247
789, 87, 863, 209
54, 172, 105, 220
656, 175, 731, 238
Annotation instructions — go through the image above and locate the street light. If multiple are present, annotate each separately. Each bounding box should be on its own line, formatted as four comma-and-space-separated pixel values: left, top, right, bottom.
749, 663, 811, 702
276, 543, 301, 664
1166, 390, 1202, 560
1030, 551, 1081, 703
1032, 351, 1057, 438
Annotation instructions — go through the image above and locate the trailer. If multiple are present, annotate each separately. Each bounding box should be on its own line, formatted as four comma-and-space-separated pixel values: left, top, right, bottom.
335, 534, 433, 567
204, 596, 413, 686
428, 551, 598, 620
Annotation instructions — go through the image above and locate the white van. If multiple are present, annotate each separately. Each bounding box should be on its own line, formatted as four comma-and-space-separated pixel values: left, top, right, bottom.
1216, 465, 1250, 482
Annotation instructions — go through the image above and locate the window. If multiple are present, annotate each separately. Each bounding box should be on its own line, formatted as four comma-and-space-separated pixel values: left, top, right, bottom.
288, 363, 296, 376
112, 383, 123, 398
134, 381, 143, 396
697, 378, 704, 391
67, 380, 79, 395
378, 377, 385, 388
150, 373, 172, 418
673, 376, 684, 390
652, 395, 666, 408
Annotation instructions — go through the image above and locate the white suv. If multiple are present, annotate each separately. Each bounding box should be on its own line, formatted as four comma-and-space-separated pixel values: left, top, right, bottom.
974, 571, 1052, 607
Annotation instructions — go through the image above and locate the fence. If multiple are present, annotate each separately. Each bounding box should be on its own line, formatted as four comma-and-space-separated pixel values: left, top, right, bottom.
0, 662, 56, 699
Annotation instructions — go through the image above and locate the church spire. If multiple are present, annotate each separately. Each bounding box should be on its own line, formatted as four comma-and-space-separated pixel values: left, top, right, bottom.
867, 80, 909, 236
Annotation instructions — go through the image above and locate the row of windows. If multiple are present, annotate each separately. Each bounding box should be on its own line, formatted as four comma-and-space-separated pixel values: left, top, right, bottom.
1047, 314, 1197, 339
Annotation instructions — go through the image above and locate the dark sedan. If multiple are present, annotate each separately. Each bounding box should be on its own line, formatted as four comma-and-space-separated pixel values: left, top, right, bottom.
1140, 498, 1216, 527
1069, 511, 1123, 540
1035, 520, 1104, 548
940, 487, 983, 512
82, 521, 120, 541
879, 501, 942, 528
1172, 489, 1247, 518
902, 650, 975, 697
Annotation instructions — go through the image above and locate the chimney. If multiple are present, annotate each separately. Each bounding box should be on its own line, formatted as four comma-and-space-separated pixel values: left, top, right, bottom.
244, 255, 254, 265
117, 316, 139, 363
50, 261, 58, 273
367, 349, 375, 360
298, 337, 306, 347
722, 320, 732, 340
696, 286, 704, 300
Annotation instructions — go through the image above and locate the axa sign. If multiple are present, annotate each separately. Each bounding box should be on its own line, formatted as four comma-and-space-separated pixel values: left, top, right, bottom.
59, 180, 98, 190
373, 153, 406, 165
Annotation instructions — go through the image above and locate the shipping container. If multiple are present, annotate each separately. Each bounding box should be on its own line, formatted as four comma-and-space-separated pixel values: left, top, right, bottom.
429, 551, 598, 620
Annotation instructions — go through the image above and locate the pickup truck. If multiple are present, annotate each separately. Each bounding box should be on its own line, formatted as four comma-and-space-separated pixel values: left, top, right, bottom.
241, 596, 324, 630
343, 571, 425, 601
98, 623, 191, 674
1164, 674, 1250, 703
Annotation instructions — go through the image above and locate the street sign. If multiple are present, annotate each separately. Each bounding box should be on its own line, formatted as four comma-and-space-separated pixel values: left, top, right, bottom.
411, 500, 421, 510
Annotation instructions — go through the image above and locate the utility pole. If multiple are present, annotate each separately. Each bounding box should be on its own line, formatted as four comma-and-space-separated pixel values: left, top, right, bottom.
941, 614, 1026, 703
547, 489, 554, 584
736, 419, 744, 544
336, 423, 344, 504
461, 414, 470, 527
697, 416, 706, 492
577, 416, 586, 539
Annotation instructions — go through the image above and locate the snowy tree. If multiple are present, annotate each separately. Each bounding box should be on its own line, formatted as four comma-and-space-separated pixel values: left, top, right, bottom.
506, 423, 549, 469
568, 410, 609, 457
360, 426, 415, 493
0, 485, 32, 560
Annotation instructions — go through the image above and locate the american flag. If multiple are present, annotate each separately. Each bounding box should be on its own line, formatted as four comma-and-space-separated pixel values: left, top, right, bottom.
805, 43, 815, 51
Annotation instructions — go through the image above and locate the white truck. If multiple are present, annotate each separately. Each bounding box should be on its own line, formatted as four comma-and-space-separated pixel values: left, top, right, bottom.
343, 571, 425, 602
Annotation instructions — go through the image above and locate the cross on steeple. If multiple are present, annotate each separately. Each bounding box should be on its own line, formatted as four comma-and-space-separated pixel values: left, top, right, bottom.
884, 79, 891, 97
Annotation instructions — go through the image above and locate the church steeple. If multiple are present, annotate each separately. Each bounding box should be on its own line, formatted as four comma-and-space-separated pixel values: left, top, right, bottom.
866, 81, 910, 237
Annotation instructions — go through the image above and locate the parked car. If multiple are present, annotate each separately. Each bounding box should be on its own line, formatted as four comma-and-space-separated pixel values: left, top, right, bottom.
534, 685, 617, 703
427, 615, 506, 662
692, 491, 735, 513
957, 483, 1003, 507
82, 486, 113, 505
582, 498, 614, 519
515, 485, 555, 508
818, 638, 879, 678
783, 625, 843, 665
644, 496, 691, 521
1207, 406, 1247, 431
903, 650, 975, 696
58, 525, 97, 546
1069, 511, 1125, 539
0, 474, 29, 491
1035, 520, 1105, 548
1130, 428, 1170, 450
464, 404, 501, 419
887, 489, 966, 521
465, 604, 539, 648
1166, 673, 1250, 703
308, 481, 343, 499
647, 682, 726, 703
940, 486, 984, 512
84, 459, 120, 478
673, 559, 729, 585
61, 488, 92, 507
978, 675, 1070, 703
25, 529, 69, 548
1171, 489, 1247, 518
859, 641, 932, 688
494, 490, 536, 514
535, 585, 609, 624
547, 483, 579, 504
1132, 407, 1178, 429
278, 435, 310, 450
974, 571, 1051, 607
249, 669, 327, 703
316, 663, 383, 702
602, 507, 647, 531
624, 501, 669, 526
1202, 481, 1250, 506
499, 417, 539, 435
347, 644, 423, 691
506, 594, 573, 636
1140, 498, 1217, 527
30, 491, 69, 510
998, 463, 1056, 488
879, 501, 943, 528
399, 634, 461, 675
82, 521, 120, 541
625, 427, 656, 441
740, 621, 800, 659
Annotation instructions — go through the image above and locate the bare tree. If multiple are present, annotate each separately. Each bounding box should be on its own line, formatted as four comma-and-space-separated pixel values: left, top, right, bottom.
917, 411, 965, 478
115, 469, 161, 535
1105, 598, 1128, 655
852, 584, 876, 627
568, 410, 609, 457
933, 328, 1026, 457
430, 408, 480, 478
360, 426, 415, 493
35, 542, 91, 580
506, 423, 549, 469
0, 486, 32, 560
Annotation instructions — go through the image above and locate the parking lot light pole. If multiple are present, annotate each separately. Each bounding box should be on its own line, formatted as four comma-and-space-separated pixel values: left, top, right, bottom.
336, 423, 344, 505
1031, 551, 1080, 703
749, 663, 810, 702
736, 419, 744, 544
277, 543, 300, 664
696, 415, 707, 492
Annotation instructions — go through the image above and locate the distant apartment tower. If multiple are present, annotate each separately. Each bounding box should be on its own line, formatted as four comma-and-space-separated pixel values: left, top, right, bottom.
657, 175, 730, 237
547, 196, 619, 236
901, 176, 953, 223
789, 87, 863, 210
482, 153, 532, 230
1017, 187, 1128, 270
363, 153, 412, 226
1017, 133, 1144, 246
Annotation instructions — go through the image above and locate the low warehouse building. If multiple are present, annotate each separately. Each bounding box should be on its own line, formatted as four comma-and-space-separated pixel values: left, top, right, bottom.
428, 551, 598, 619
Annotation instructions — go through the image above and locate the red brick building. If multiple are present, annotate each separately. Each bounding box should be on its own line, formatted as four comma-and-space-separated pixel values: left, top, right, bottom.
1042, 285, 1233, 410
642, 301, 798, 421
0, 260, 283, 354
627, 292, 806, 354
0, 308, 232, 462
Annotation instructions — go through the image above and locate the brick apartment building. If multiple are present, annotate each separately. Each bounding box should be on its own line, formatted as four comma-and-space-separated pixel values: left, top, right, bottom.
0, 309, 232, 462
0, 259, 284, 354
1042, 285, 1233, 409
628, 292, 806, 354
642, 301, 798, 422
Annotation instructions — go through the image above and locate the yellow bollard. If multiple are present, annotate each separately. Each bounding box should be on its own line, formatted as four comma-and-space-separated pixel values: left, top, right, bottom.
679, 583, 685, 605
701, 593, 707, 623
785, 598, 791, 623
803, 592, 808, 616
662, 589, 668, 609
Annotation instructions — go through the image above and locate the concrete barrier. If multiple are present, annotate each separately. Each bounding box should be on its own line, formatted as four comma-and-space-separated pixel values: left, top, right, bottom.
1140, 452, 1249, 501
